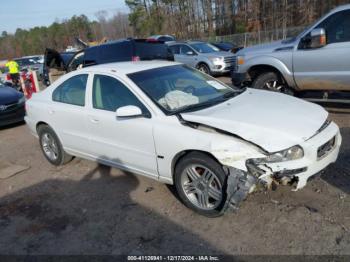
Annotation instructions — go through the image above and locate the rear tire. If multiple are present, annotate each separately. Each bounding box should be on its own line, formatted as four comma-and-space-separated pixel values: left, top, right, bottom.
37, 125, 73, 166
252, 72, 294, 95
174, 152, 227, 217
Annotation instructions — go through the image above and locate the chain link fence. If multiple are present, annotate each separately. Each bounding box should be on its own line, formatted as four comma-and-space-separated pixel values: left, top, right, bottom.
201, 26, 306, 47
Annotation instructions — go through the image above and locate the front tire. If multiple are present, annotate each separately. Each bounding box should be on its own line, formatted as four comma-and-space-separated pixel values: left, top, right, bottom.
37, 125, 73, 166
197, 63, 212, 76
252, 72, 293, 95
174, 152, 227, 217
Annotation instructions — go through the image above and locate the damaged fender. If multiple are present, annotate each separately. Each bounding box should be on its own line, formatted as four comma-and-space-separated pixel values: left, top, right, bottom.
220, 167, 258, 214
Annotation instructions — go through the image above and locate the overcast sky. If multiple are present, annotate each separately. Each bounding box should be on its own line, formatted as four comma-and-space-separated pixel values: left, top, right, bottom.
0, 0, 129, 33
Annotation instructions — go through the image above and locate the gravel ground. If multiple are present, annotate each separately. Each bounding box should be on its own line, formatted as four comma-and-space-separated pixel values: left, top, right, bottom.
0, 82, 349, 255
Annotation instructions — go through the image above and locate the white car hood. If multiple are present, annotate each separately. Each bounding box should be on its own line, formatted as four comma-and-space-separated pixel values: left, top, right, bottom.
181, 88, 328, 152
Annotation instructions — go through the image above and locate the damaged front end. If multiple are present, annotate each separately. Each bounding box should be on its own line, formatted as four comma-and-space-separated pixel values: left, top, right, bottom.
220, 160, 307, 214
220, 166, 258, 214
176, 115, 313, 214
212, 141, 308, 214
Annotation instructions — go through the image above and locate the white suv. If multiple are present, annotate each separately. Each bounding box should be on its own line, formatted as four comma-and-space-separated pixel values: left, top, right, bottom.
169, 41, 235, 76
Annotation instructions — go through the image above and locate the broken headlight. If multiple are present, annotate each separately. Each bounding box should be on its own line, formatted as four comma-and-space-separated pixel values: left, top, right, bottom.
262, 145, 304, 163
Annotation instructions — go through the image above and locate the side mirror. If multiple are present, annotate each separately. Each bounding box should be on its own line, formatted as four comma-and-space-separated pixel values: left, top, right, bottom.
186, 51, 195, 56
310, 28, 327, 48
116, 105, 149, 119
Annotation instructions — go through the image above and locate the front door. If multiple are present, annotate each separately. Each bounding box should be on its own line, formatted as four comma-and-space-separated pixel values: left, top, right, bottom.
174, 44, 198, 67
86, 73, 158, 177
293, 9, 350, 91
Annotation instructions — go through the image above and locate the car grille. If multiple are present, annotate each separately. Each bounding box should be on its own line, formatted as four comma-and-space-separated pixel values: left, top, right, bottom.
0, 101, 25, 125
317, 136, 336, 159
224, 56, 237, 71
0, 102, 18, 112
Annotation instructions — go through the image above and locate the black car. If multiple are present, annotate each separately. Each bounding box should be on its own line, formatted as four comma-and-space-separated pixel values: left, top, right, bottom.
211, 42, 243, 53
43, 38, 173, 86
0, 85, 25, 127
42, 50, 77, 86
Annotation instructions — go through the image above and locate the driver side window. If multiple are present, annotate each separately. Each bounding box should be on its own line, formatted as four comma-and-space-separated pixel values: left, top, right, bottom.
180, 45, 193, 55
92, 74, 148, 113
317, 10, 350, 44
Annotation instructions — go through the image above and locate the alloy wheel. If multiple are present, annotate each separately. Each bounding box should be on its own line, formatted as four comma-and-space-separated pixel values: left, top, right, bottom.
264, 80, 284, 92
181, 164, 223, 210
198, 65, 209, 74
41, 133, 59, 161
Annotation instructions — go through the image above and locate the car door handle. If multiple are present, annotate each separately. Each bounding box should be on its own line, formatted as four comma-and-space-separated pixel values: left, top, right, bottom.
89, 116, 99, 124
48, 109, 55, 115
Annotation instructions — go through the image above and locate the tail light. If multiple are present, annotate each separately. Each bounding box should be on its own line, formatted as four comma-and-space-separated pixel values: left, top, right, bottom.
6, 74, 11, 80
132, 56, 140, 62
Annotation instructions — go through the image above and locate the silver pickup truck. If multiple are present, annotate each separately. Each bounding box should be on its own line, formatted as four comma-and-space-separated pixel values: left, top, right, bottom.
231, 4, 350, 95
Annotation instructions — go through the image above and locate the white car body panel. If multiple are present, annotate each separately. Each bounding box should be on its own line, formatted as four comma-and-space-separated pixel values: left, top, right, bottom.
25, 61, 341, 192
181, 88, 328, 152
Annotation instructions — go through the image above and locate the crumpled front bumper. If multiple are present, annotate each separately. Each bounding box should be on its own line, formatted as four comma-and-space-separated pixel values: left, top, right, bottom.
221, 122, 341, 212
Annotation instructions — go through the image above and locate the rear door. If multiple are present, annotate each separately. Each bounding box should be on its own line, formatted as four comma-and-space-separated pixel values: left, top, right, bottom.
50, 73, 91, 153
293, 10, 350, 91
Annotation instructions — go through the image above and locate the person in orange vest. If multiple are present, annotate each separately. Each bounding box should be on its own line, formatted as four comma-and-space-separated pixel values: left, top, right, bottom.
5, 59, 20, 88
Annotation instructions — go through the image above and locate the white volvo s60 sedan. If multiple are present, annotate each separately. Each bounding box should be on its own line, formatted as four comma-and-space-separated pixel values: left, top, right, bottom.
25, 61, 341, 217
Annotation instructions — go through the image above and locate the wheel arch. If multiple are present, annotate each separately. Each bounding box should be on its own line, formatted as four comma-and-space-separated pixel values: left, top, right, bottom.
248, 64, 287, 85
171, 149, 222, 181
36, 121, 50, 133
35, 121, 64, 145
245, 57, 295, 88
195, 61, 210, 69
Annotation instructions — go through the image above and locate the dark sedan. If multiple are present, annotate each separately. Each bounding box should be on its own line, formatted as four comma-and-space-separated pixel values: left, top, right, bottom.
211, 42, 243, 53
0, 85, 25, 127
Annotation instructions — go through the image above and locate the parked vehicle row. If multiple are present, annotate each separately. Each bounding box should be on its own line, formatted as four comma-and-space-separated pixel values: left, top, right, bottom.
231, 4, 350, 97
43, 38, 241, 86
43, 38, 174, 86
25, 61, 341, 217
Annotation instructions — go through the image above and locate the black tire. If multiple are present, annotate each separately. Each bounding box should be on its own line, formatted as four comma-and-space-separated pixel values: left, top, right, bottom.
37, 125, 73, 166
252, 72, 294, 95
197, 63, 212, 76
174, 152, 227, 217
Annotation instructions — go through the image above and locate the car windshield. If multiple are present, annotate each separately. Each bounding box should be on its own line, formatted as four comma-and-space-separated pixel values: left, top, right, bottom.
158, 36, 174, 42
190, 43, 220, 53
128, 65, 242, 115
30, 56, 43, 64
15, 58, 37, 66
215, 42, 234, 49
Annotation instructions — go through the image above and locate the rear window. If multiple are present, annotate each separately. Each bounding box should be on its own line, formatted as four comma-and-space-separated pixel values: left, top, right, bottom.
84, 41, 133, 66
135, 42, 172, 60
83, 40, 173, 66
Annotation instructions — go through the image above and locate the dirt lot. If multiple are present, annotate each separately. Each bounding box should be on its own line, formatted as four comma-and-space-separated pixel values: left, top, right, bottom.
0, 86, 349, 255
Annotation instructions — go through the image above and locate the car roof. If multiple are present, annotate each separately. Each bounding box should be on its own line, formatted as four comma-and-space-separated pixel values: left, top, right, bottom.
80, 61, 182, 75
168, 41, 205, 45
332, 4, 350, 13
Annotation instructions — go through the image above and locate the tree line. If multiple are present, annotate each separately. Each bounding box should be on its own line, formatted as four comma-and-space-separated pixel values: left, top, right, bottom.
0, 13, 131, 60
1, 0, 349, 60
126, 0, 350, 38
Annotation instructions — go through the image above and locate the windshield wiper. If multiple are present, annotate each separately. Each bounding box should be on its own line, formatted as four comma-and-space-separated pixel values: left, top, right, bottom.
169, 99, 222, 115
